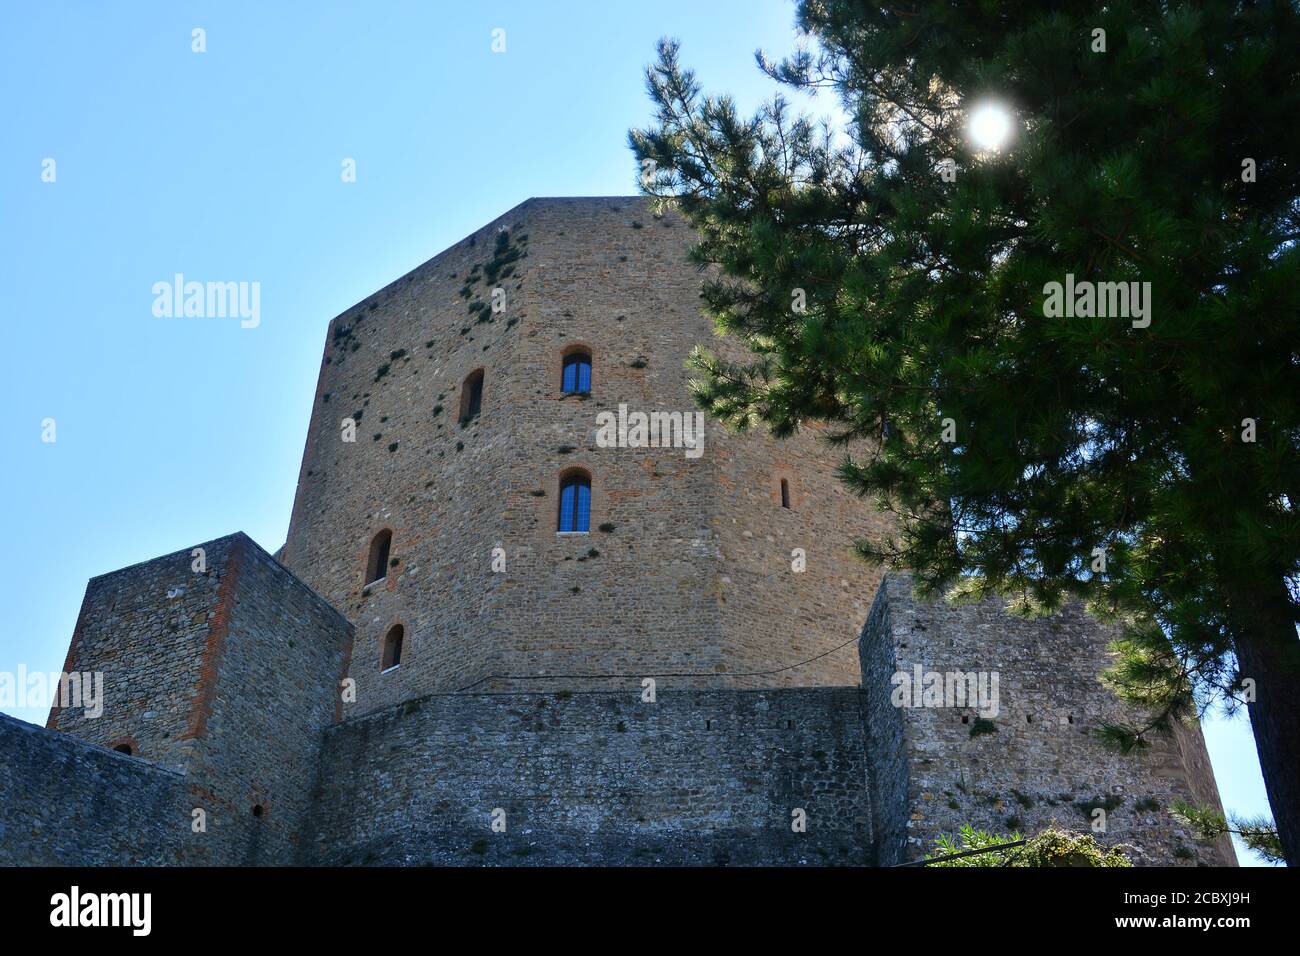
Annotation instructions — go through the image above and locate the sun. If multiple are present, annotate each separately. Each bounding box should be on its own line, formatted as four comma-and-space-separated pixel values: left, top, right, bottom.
967, 101, 1014, 152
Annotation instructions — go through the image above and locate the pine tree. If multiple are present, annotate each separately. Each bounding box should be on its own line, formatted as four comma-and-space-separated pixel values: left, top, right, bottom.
631, 1, 1300, 862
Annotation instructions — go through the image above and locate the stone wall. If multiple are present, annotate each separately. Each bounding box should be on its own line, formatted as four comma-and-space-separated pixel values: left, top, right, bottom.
42, 533, 353, 865
180, 535, 354, 864
305, 686, 872, 865
47, 536, 238, 771
279, 196, 889, 718
8, 194, 1237, 869
0, 712, 190, 865
860, 572, 1236, 866
11, 542, 1239, 867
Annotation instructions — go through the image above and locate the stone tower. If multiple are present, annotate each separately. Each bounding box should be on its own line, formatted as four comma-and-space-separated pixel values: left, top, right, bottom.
9, 196, 1231, 868
280, 197, 891, 718
40, 534, 352, 864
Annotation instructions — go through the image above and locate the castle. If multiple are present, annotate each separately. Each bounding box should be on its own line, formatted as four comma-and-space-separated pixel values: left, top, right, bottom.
0, 197, 1234, 866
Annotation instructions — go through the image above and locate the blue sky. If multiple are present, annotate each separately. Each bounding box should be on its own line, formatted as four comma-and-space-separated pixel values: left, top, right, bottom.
0, 1, 1273, 864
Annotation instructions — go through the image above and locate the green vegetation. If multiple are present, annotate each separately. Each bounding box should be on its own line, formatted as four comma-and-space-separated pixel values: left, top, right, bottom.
630, 0, 1299, 863
927, 825, 1132, 867
1171, 800, 1284, 865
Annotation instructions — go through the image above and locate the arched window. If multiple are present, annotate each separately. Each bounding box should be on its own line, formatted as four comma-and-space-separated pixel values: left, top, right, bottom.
558, 471, 591, 533
113, 744, 133, 755
381, 624, 404, 670
562, 351, 592, 394
460, 368, 485, 424
366, 529, 392, 584
780, 479, 791, 509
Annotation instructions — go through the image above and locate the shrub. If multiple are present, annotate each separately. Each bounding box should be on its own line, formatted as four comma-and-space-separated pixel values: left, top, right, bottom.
926, 825, 1132, 867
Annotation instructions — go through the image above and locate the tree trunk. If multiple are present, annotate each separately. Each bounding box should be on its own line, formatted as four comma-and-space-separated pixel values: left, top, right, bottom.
1229, 578, 1300, 866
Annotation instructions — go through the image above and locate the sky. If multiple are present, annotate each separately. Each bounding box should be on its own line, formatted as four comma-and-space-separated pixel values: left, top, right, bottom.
0, 0, 1274, 865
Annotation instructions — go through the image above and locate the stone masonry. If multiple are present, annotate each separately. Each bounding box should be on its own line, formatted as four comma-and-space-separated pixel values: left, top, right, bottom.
306, 686, 871, 866
2, 198, 1233, 866
7, 541, 1231, 865
279, 197, 888, 719
41, 532, 353, 865
0, 712, 189, 865
861, 573, 1235, 866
